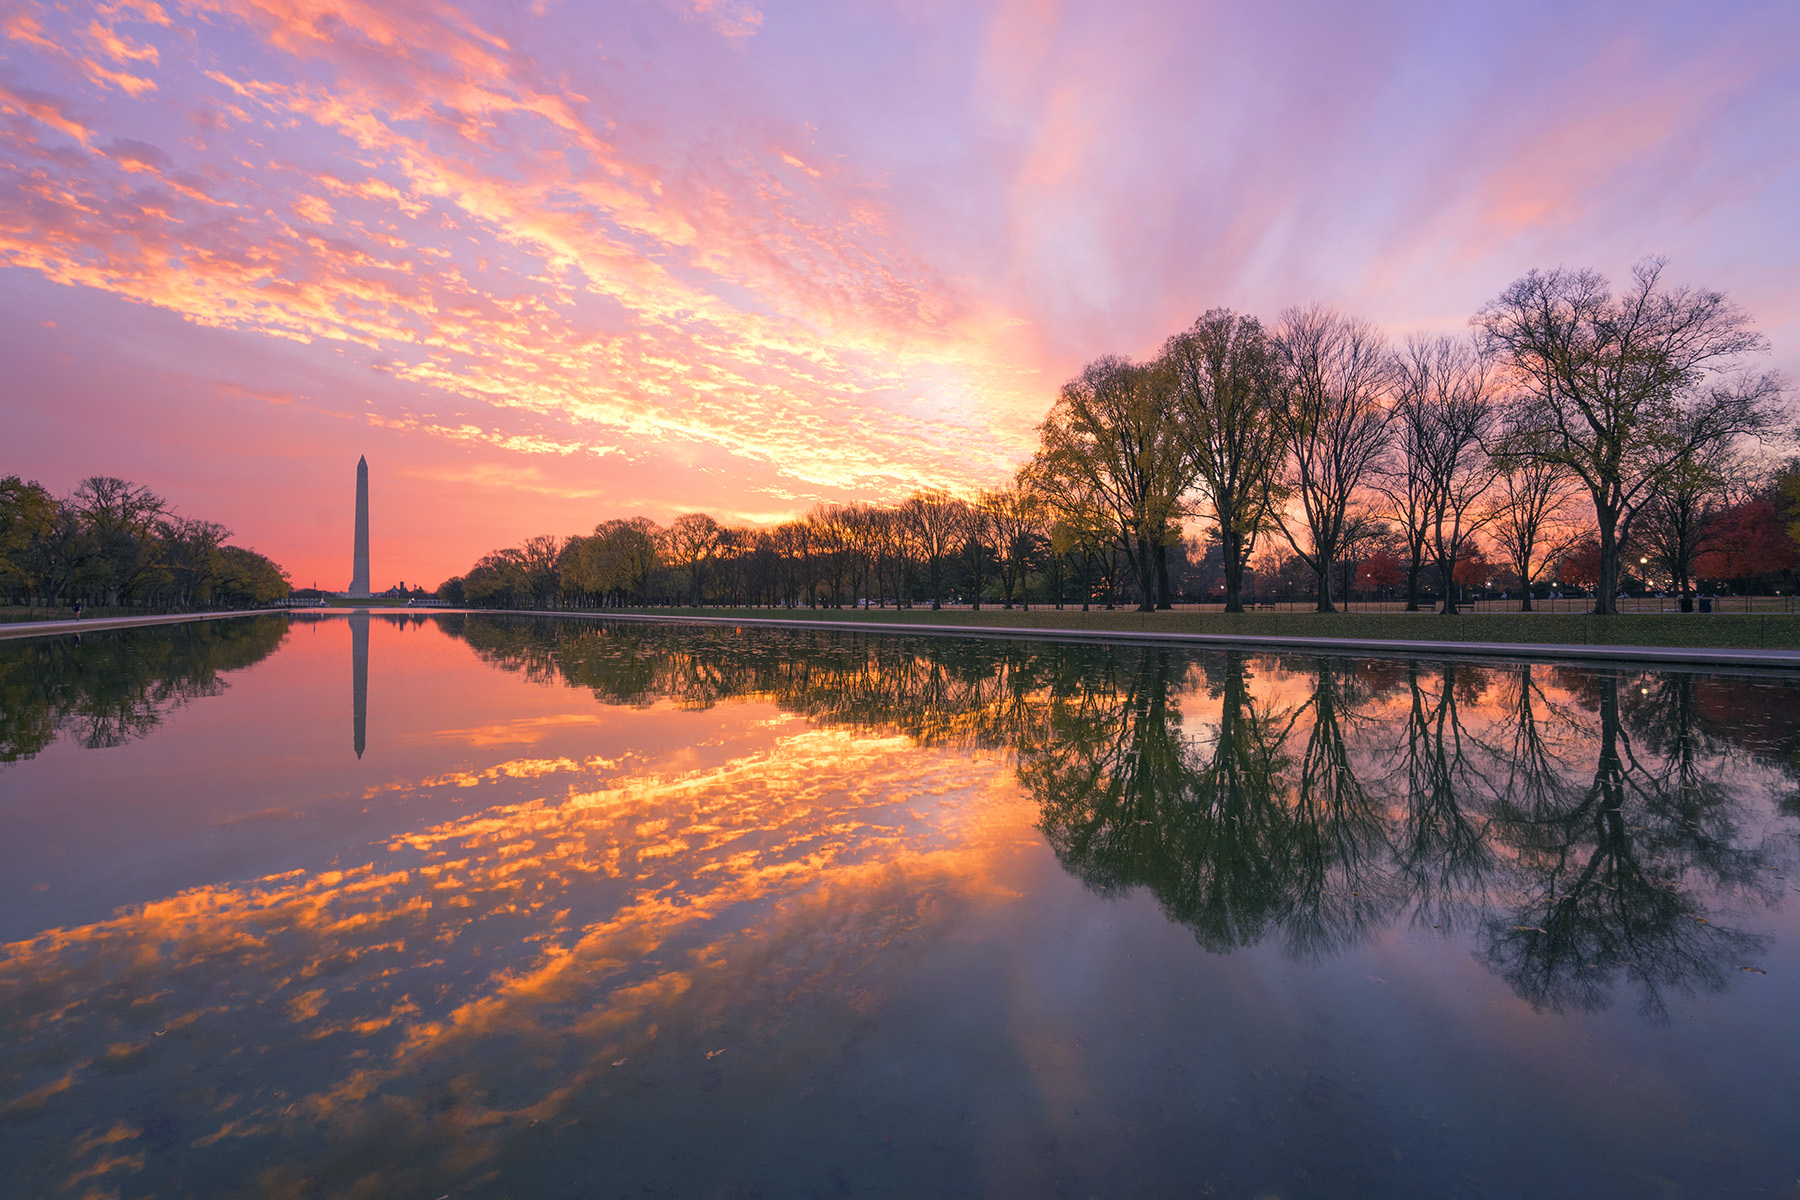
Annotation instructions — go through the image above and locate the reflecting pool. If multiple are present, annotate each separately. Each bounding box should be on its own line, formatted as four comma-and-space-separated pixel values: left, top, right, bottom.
2, 613, 1798, 1198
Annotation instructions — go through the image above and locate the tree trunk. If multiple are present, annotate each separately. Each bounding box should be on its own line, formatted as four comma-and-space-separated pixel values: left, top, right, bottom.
1133, 534, 1154, 613
1404, 552, 1423, 611
1594, 508, 1620, 615
1314, 561, 1336, 613
1155, 541, 1172, 610
1222, 539, 1246, 614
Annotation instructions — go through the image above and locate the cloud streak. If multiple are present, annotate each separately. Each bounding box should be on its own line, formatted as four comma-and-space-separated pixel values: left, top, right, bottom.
2, 0, 1796, 584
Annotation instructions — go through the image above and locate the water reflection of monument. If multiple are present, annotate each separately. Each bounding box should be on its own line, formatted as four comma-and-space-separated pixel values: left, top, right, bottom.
348, 453, 372, 759
351, 608, 368, 759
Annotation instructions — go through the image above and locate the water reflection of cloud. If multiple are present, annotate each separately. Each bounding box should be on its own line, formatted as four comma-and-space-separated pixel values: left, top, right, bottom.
402, 712, 609, 747
0, 725, 1033, 1195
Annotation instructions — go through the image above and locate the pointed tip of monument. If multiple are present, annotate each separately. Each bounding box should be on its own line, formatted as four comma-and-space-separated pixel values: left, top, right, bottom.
358, 454, 367, 465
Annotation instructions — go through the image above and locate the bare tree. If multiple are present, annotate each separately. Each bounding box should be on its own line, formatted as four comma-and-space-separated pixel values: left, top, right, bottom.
806, 504, 855, 606
903, 489, 964, 609
1378, 383, 1438, 612
1271, 307, 1395, 612
770, 520, 812, 606
1475, 258, 1786, 614
987, 480, 1046, 609
1489, 455, 1582, 612
516, 534, 565, 608
1393, 334, 1501, 615
959, 494, 997, 609
664, 512, 725, 606
866, 505, 913, 608
1163, 309, 1283, 613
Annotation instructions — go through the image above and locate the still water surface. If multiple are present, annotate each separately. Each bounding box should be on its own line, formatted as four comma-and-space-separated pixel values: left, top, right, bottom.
2, 613, 1797, 1198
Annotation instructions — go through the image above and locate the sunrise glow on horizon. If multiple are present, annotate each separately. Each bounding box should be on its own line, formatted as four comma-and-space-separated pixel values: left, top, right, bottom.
5, 0, 1798, 590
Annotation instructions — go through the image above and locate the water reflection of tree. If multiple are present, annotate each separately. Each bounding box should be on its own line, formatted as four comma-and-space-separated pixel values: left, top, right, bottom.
1482, 671, 1776, 1017
1281, 659, 1398, 954
0, 615, 289, 762
441, 615, 1796, 1014
1386, 662, 1497, 929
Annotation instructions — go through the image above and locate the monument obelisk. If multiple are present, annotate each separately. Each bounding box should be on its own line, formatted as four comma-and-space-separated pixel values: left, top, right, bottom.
349, 455, 371, 599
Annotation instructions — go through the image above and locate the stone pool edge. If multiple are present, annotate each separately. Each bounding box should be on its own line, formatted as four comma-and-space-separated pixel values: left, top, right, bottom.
13, 608, 1797, 672
509, 609, 1800, 672
0, 610, 270, 640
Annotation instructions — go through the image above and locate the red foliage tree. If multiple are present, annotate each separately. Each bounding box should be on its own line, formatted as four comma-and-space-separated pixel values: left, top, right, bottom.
1452, 547, 1492, 589
1356, 550, 1404, 593
1694, 498, 1800, 584
1558, 538, 1602, 591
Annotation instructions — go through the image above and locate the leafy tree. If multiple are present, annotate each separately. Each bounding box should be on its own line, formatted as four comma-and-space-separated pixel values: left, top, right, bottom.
162, 517, 231, 606
463, 548, 529, 607
1162, 309, 1282, 613
1356, 549, 1405, 597
72, 476, 167, 606
1694, 496, 1799, 587
213, 546, 291, 604
0, 476, 56, 597
1037, 356, 1191, 611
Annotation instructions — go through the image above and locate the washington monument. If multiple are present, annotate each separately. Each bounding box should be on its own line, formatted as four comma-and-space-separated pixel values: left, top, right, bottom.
349, 455, 371, 599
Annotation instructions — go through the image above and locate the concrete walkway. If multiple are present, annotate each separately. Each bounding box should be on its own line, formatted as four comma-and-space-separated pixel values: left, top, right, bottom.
544, 610, 1800, 672
0, 610, 270, 641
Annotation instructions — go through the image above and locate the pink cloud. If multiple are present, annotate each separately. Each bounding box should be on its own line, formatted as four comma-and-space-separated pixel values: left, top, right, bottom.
2, 0, 1796, 584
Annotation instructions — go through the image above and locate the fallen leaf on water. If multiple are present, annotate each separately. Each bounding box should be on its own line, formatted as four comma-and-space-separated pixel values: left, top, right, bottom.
1739, 966, 1768, 975
707, 1048, 727, 1059
1367, 976, 1386, 984
1511, 926, 1548, 933
612, 1059, 627, 1067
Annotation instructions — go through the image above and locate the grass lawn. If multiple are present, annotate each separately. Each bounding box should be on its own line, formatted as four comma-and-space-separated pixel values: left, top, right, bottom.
592, 605, 1800, 651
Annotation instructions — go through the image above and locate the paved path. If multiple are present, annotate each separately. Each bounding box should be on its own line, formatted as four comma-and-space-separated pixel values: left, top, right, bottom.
0, 610, 270, 641
535, 610, 1800, 672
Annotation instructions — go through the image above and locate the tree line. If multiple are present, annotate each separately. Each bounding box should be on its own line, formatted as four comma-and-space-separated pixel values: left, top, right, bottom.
440, 258, 1792, 617
0, 475, 292, 610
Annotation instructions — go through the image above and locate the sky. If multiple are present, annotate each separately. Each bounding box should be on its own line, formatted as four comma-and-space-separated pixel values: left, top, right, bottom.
3, 0, 1799, 591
